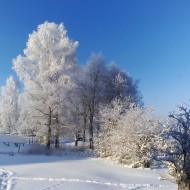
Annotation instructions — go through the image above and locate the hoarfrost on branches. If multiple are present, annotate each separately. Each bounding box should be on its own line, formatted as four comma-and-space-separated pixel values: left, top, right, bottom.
159, 105, 190, 190
0, 76, 20, 134
97, 99, 160, 168
13, 22, 78, 149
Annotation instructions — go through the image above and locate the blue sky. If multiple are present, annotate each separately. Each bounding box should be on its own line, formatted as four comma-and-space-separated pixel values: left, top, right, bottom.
0, 0, 190, 117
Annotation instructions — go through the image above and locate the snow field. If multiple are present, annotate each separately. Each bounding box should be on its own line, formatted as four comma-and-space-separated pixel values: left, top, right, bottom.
0, 154, 177, 190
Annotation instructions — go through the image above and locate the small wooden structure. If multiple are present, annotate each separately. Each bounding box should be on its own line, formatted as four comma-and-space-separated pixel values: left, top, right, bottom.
0, 134, 25, 153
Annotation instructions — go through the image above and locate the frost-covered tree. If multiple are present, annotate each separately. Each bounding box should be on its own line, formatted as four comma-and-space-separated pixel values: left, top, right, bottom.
13, 21, 78, 149
160, 105, 190, 190
105, 64, 142, 105
18, 93, 38, 139
66, 71, 88, 144
77, 53, 106, 149
0, 76, 20, 134
97, 99, 160, 167
70, 55, 142, 149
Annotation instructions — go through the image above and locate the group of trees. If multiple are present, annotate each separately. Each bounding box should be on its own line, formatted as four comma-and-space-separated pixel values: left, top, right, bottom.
0, 22, 141, 151
0, 21, 190, 189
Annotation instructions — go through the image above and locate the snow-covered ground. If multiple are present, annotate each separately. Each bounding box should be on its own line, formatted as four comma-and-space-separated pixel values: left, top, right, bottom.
0, 152, 177, 190
0, 137, 176, 190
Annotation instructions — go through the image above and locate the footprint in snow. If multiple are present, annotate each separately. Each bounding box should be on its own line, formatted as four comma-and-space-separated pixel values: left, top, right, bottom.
0, 168, 13, 190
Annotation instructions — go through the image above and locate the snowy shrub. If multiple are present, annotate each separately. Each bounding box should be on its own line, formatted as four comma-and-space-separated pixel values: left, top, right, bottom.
96, 99, 160, 168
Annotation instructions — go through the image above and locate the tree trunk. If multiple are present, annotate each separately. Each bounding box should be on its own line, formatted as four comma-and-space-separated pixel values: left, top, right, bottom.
46, 107, 52, 150
83, 116, 87, 142
55, 117, 60, 149
75, 139, 78, 146
89, 114, 94, 149
46, 126, 51, 150
89, 128, 93, 149
75, 129, 78, 146
55, 132, 59, 149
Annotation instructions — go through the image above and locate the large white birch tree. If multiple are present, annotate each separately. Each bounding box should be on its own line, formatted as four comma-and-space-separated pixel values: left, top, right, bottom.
13, 21, 78, 149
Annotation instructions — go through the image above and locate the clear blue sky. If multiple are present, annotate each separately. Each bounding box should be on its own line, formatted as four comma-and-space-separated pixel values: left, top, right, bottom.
0, 0, 190, 117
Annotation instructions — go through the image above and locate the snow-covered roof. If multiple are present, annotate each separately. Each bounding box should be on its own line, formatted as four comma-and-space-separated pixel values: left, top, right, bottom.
0, 134, 25, 143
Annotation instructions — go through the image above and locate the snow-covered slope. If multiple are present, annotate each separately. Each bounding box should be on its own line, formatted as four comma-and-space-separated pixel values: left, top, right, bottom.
0, 154, 176, 190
